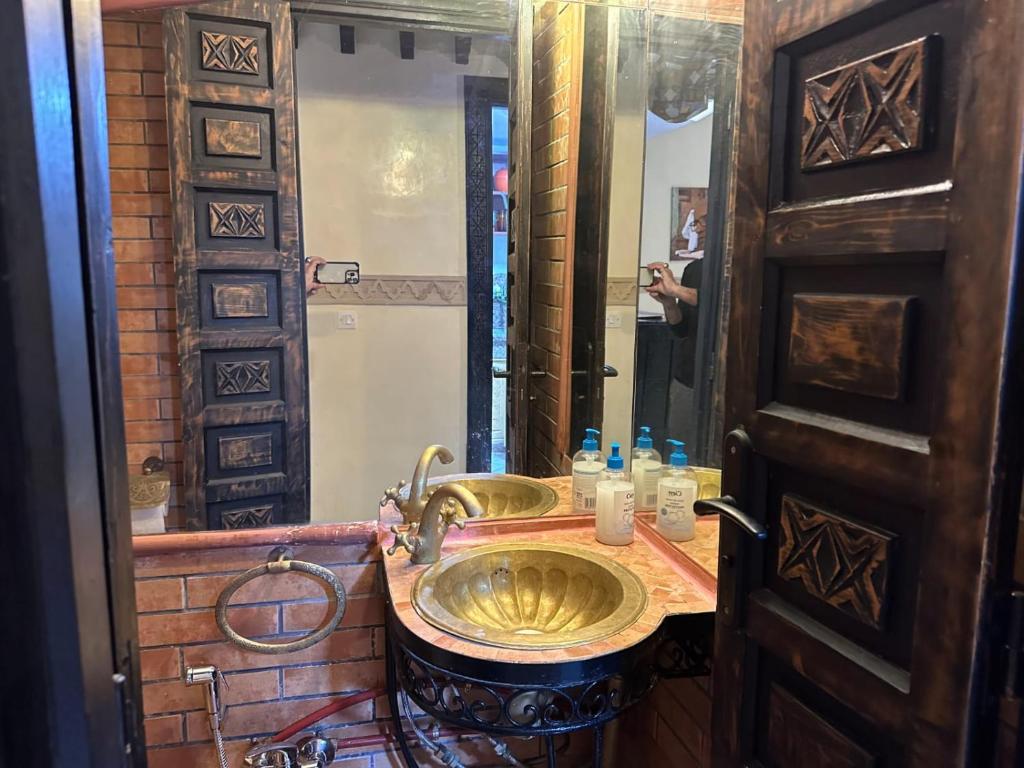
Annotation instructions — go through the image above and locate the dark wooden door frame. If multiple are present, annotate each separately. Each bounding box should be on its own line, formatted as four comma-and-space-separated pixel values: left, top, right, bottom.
0, 0, 143, 764
465, 75, 509, 473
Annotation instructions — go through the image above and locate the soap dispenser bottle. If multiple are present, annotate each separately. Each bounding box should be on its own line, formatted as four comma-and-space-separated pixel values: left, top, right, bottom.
656, 440, 698, 542
595, 443, 635, 546
572, 428, 606, 514
631, 426, 662, 512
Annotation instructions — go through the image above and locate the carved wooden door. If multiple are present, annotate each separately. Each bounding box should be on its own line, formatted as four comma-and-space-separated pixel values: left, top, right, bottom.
708, 0, 1024, 764
164, 0, 308, 529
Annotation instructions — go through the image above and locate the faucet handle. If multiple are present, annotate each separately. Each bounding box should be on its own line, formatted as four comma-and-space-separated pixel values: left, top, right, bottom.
386, 524, 420, 557
379, 480, 407, 509
439, 498, 467, 531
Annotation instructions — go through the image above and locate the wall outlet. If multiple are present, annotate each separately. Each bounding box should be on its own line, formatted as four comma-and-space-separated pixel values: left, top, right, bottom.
606, 311, 622, 329
336, 311, 358, 330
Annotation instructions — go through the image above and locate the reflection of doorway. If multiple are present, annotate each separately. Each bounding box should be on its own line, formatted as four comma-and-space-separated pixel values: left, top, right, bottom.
465, 77, 509, 472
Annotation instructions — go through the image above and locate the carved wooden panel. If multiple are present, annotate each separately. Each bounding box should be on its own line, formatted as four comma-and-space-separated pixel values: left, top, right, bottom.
200, 30, 259, 75
802, 37, 934, 170
209, 201, 265, 238
205, 118, 262, 158
218, 432, 273, 470
789, 293, 915, 400
765, 684, 876, 768
778, 494, 894, 629
215, 360, 271, 396
211, 282, 269, 318
221, 504, 274, 529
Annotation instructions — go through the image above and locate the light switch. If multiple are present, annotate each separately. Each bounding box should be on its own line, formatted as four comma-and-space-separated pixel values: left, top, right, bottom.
336, 311, 358, 330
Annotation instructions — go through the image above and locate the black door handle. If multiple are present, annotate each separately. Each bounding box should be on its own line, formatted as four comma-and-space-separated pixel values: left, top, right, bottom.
694, 495, 767, 540
601, 364, 619, 378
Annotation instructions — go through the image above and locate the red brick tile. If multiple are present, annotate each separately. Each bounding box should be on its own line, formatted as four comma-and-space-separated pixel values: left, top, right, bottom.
142, 679, 206, 715
140, 647, 180, 682
141, 47, 165, 72
135, 578, 185, 613
116, 285, 175, 309
180, 628, 374, 674
106, 70, 141, 96
122, 375, 175, 399
151, 216, 171, 239
109, 143, 168, 169
137, 606, 279, 647
283, 660, 385, 697
220, 669, 280, 706
146, 120, 168, 145
118, 309, 156, 332
144, 714, 183, 746
123, 398, 160, 422
104, 45, 145, 71
284, 595, 385, 632
121, 331, 175, 354
124, 418, 178, 443
135, 542, 378, 578
108, 120, 146, 148
157, 353, 180, 375
152, 261, 174, 286
126, 441, 164, 467
155, 308, 176, 330
102, 20, 138, 46
149, 169, 170, 192
121, 355, 159, 376
110, 168, 149, 192
108, 95, 166, 121
138, 22, 164, 48
142, 72, 165, 96
111, 193, 169, 216
115, 262, 154, 285
186, 564, 378, 608
159, 398, 181, 420
114, 239, 170, 262
113, 215, 150, 238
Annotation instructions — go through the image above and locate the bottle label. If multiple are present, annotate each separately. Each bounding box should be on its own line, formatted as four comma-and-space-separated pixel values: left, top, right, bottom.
634, 462, 662, 510
617, 489, 636, 534
573, 470, 600, 512
658, 483, 696, 538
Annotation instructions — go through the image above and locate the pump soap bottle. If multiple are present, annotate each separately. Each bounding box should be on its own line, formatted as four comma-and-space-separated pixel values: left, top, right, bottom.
595, 443, 635, 546
572, 428, 606, 514
656, 440, 698, 542
631, 426, 662, 512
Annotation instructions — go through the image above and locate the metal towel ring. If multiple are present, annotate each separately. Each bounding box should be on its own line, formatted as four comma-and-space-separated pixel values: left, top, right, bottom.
215, 546, 346, 655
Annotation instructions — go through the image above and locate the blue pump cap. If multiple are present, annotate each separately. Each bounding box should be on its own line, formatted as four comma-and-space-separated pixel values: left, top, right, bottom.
582, 428, 600, 452
666, 439, 688, 467
607, 443, 624, 470
636, 426, 653, 450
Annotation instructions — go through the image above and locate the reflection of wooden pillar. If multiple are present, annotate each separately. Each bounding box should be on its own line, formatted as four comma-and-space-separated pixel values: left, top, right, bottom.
526, 1, 584, 476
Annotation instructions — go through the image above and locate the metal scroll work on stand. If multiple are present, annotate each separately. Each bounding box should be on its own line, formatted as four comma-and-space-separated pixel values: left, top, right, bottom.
216, 546, 347, 654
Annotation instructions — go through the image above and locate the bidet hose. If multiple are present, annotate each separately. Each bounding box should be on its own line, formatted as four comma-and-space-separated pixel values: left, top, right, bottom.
211, 719, 229, 768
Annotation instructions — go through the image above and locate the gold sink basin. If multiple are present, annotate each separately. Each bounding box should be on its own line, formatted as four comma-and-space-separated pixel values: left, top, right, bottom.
404, 473, 559, 519
694, 467, 721, 500
412, 543, 648, 649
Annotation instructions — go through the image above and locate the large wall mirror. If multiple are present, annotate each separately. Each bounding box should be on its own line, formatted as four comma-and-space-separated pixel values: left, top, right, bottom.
108, 0, 742, 532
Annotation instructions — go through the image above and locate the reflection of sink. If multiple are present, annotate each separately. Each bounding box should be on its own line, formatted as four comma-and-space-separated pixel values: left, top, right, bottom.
694, 467, 721, 500
403, 474, 559, 519
413, 543, 647, 649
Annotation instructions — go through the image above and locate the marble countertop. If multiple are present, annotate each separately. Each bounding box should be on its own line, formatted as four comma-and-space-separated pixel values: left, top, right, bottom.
381, 505, 719, 664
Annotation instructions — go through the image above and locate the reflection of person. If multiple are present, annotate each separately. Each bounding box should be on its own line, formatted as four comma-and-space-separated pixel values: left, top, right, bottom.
646, 257, 703, 443
304, 256, 326, 297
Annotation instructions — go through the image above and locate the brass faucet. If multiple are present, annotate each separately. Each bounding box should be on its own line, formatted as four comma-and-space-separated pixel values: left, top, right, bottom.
387, 483, 483, 564
380, 444, 455, 525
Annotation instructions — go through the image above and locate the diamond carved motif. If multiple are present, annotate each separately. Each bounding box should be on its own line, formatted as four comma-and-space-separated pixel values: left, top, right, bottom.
222, 505, 273, 529
215, 360, 271, 396
801, 37, 933, 170
200, 30, 259, 75
778, 494, 894, 629
209, 202, 265, 238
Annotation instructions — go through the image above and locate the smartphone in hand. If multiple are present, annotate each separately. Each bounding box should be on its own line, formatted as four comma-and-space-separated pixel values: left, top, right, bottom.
638, 265, 661, 288
315, 261, 360, 285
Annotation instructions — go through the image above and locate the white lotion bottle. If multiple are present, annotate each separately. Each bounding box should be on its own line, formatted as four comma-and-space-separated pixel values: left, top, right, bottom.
656, 440, 698, 542
631, 425, 662, 512
572, 428, 606, 514
595, 443, 635, 546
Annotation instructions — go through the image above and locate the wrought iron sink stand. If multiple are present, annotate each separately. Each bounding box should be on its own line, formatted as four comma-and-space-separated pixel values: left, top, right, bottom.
384, 607, 713, 768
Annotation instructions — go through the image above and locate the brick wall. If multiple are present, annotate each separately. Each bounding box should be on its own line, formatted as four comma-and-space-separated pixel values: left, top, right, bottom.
133, 532, 582, 766
104, 11, 185, 527
528, 1, 583, 477
616, 676, 712, 767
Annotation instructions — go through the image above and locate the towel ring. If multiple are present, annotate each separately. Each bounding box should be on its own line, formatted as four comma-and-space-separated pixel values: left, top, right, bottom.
215, 546, 347, 655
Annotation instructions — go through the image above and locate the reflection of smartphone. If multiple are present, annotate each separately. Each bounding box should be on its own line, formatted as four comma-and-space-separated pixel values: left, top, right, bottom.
638, 266, 660, 287
316, 261, 360, 285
